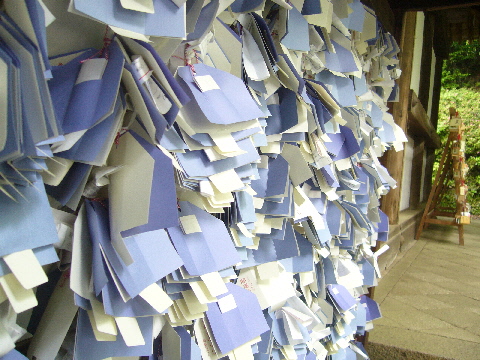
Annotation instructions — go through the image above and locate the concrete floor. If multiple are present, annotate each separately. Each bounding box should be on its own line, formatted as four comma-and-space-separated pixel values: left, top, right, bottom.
368, 218, 480, 360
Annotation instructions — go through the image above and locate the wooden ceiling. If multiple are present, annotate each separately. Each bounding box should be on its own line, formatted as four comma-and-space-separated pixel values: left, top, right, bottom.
389, 0, 480, 44
363, 0, 480, 56
440, 6, 480, 42
388, 0, 480, 11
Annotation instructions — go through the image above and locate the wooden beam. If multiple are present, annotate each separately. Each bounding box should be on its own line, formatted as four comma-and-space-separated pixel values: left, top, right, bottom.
436, 206, 456, 211
431, 211, 456, 217
407, 90, 442, 148
389, 0, 480, 12
424, 218, 458, 226
380, 11, 417, 225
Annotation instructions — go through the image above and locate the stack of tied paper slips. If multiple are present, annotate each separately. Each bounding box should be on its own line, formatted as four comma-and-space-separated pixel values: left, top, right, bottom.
0, 0, 404, 359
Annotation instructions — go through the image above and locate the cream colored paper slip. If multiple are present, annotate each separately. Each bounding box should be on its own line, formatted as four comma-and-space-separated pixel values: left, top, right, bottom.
3, 249, 48, 289
114, 317, 145, 347
0, 273, 37, 313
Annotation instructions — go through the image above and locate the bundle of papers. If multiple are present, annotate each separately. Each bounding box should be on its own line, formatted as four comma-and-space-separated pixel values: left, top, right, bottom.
0, 0, 403, 359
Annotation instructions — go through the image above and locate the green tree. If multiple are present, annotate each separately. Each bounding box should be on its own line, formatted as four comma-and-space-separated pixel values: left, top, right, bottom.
442, 40, 480, 89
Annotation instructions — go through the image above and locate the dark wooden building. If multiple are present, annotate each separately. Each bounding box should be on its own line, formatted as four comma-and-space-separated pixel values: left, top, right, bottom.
363, 0, 480, 270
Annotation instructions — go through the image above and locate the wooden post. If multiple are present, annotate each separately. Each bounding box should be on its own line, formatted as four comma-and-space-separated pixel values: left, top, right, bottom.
423, 148, 436, 201
430, 80, 442, 131
418, 12, 434, 108
409, 138, 425, 209
381, 11, 417, 224
459, 225, 465, 246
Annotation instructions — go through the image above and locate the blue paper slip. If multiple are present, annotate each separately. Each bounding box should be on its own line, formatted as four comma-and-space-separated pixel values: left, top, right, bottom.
205, 283, 269, 354
72, 0, 186, 38
177, 63, 264, 125
74, 308, 153, 360
167, 201, 241, 276
59, 41, 124, 134
0, 176, 58, 257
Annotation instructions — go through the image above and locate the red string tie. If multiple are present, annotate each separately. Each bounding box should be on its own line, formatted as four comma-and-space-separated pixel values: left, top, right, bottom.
114, 128, 129, 147
80, 26, 112, 63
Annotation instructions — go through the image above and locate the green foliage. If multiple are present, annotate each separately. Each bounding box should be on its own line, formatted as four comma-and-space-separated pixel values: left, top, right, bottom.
437, 40, 480, 214
438, 88, 480, 214
442, 40, 480, 89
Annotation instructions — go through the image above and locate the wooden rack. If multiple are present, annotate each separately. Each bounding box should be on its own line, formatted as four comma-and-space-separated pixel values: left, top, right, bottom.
415, 108, 470, 245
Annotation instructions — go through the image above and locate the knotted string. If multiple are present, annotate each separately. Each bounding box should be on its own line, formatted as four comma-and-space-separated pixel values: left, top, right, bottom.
114, 128, 130, 147
80, 25, 112, 63
172, 44, 200, 77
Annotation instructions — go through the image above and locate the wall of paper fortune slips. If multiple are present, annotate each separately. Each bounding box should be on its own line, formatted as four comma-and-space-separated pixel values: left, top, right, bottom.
0, 0, 406, 359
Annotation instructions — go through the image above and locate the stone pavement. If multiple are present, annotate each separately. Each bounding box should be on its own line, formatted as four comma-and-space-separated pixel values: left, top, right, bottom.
368, 218, 480, 360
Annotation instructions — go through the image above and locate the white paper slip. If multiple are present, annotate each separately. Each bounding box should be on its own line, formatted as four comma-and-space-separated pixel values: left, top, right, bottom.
181, 290, 209, 315
90, 298, 117, 336
218, 294, 237, 313
0, 285, 7, 304
27, 273, 79, 360
179, 215, 202, 234
120, 0, 155, 13
237, 223, 254, 238
190, 281, 218, 304
3, 249, 48, 289
194, 318, 220, 360
0, 58, 8, 153
0, 273, 38, 313
139, 282, 173, 313
88, 310, 117, 342
0, 322, 15, 357
200, 272, 228, 297
232, 343, 254, 360
131, 56, 172, 113
193, 75, 220, 92
175, 298, 204, 321
209, 169, 245, 194
114, 317, 145, 347
75, 58, 108, 84
256, 262, 280, 280
200, 180, 215, 197
146, 79, 172, 114
210, 133, 242, 154
317, 247, 330, 258
281, 344, 298, 360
